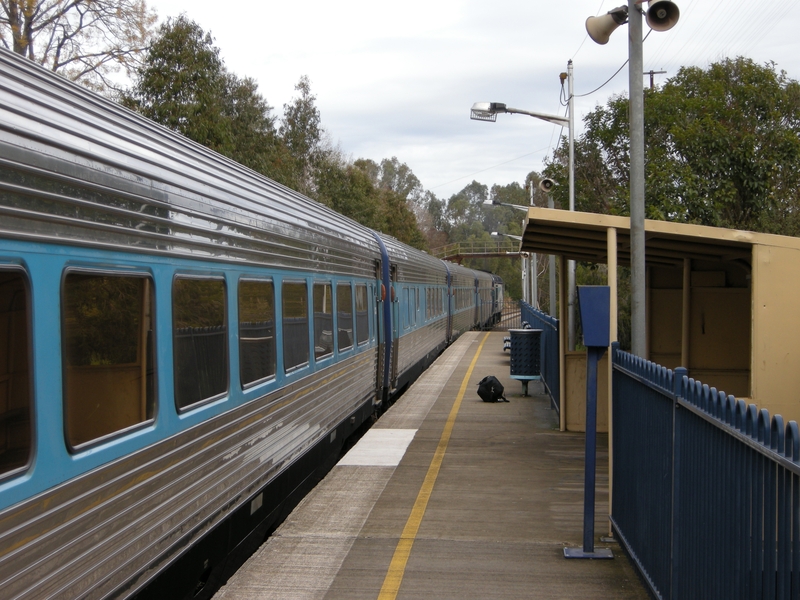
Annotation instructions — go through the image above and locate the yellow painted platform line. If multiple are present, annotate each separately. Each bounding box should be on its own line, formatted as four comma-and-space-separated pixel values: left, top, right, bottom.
378, 332, 491, 600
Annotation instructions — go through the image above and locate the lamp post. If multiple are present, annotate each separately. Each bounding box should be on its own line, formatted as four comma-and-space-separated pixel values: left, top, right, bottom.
490, 231, 527, 304
585, 0, 680, 357
583, 0, 680, 553
472, 71, 576, 348
488, 205, 530, 305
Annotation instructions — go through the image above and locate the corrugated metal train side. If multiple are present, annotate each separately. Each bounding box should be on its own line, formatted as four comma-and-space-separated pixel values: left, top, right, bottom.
0, 47, 504, 600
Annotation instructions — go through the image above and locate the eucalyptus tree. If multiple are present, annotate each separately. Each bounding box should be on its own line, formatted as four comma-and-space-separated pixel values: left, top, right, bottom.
544, 57, 800, 235
122, 16, 282, 179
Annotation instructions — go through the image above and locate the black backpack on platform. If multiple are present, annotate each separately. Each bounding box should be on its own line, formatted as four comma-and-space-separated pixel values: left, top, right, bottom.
477, 376, 509, 403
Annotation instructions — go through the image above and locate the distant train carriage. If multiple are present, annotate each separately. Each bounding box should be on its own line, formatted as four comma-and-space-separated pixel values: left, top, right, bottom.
377, 234, 449, 395
474, 269, 496, 329
491, 274, 505, 324
0, 47, 502, 600
446, 262, 479, 339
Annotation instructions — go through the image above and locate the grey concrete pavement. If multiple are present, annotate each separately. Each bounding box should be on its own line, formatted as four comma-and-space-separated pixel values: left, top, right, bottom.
215, 332, 649, 600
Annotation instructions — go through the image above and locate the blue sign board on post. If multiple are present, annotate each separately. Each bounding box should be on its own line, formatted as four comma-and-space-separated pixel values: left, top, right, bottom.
564, 286, 614, 560
577, 286, 610, 348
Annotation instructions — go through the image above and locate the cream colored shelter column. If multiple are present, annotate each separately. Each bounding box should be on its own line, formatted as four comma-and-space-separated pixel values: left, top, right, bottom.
606, 227, 617, 535
559, 254, 568, 432
681, 258, 691, 369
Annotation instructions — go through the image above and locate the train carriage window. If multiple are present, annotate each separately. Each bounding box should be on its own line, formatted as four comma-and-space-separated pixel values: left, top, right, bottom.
0, 271, 31, 475
313, 283, 333, 360
173, 277, 227, 410
283, 282, 309, 371
64, 273, 156, 448
239, 280, 276, 386
355, 284, 368, 345
337, 283, 353, 351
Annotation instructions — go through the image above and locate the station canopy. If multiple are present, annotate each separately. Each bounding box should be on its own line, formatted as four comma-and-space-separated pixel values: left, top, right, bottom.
517, 207, 782, 268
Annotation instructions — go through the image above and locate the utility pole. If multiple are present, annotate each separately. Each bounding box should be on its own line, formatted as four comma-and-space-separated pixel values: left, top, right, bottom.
645, 69, 666, 90
548, 193, 557, 318
567, 60, 576, 351
628, 0, 646, 357
530, 186, 537, 308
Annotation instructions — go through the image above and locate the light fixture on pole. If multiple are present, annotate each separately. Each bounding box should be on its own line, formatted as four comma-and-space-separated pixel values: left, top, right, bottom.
539, 179, 558, 318
472, 77, 576, 347
584, 0, 679, 358
489, 215, 528, 304
471, 102, 569, 127
484, 200, 529, 211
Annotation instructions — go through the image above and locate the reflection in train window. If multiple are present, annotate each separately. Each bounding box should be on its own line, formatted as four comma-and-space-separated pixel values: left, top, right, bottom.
63, 273, 155, 448
337, 283, 353, 351
239, 279, 276, 386
173, 277, 227, 409
355, 284, 368, 345
313, 283, 333, 360
283, 282, 309, 371
0, 271, 31, 475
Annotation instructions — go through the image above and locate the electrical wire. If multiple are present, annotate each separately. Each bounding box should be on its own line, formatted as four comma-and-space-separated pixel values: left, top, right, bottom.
574, 60, 629, 99
649, 0, 798, 77
572, 0, 610, 62
430, 146, 554, 191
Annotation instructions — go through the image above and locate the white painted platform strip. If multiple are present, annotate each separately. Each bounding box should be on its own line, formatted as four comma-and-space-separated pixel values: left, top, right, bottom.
337, 428, 417, 467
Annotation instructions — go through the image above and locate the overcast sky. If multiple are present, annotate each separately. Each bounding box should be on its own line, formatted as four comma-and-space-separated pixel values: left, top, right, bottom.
144, 0, 800, 200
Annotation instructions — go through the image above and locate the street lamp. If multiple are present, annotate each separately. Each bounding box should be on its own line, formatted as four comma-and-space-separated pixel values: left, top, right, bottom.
585, 0, 679, 357
470, 102, 569, 127
472, 63, 577, 349
484, 200, 528, 211
486, 202, 536, 304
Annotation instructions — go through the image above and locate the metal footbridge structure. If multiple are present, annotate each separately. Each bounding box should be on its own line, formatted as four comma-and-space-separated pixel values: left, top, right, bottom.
431, 240, 522, 263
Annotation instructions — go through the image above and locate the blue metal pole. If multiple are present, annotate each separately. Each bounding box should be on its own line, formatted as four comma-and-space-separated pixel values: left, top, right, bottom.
564, 345, 613, 559
582, 345, 601, 552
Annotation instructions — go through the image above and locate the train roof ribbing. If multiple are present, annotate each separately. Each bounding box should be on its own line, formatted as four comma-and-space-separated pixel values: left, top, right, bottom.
0, 48, 379, 276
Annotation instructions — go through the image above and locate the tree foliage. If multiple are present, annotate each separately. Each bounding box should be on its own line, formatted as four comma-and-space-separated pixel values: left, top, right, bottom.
279, 75, 323, 194
0, 0, 157, 93
648, 57, 800, 232
121, 16, 282, 178
345, 158, 427, 249
544, 57, 800, 235
122, 19, 428, 249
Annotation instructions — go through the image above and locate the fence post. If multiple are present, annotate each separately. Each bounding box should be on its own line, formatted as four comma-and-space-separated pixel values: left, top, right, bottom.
669, 367, 686, 600
788, 421, 800, 596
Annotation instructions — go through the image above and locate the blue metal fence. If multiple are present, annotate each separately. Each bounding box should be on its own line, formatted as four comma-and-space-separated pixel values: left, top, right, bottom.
520, 302, 560, 413
612, 343, 800, 600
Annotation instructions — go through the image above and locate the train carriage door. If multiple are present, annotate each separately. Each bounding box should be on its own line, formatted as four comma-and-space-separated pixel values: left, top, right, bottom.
473, 275, 480, 329
390, 264, 399, 391
442, 261, 452, 343
371, 232, 393, 406
375, 260, 384, 398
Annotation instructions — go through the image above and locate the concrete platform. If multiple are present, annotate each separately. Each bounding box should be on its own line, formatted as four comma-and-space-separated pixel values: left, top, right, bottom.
214, 332, 649, 600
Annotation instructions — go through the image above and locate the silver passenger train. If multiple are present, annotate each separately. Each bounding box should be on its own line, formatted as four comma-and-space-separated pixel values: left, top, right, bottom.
0, 49, 504, 599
